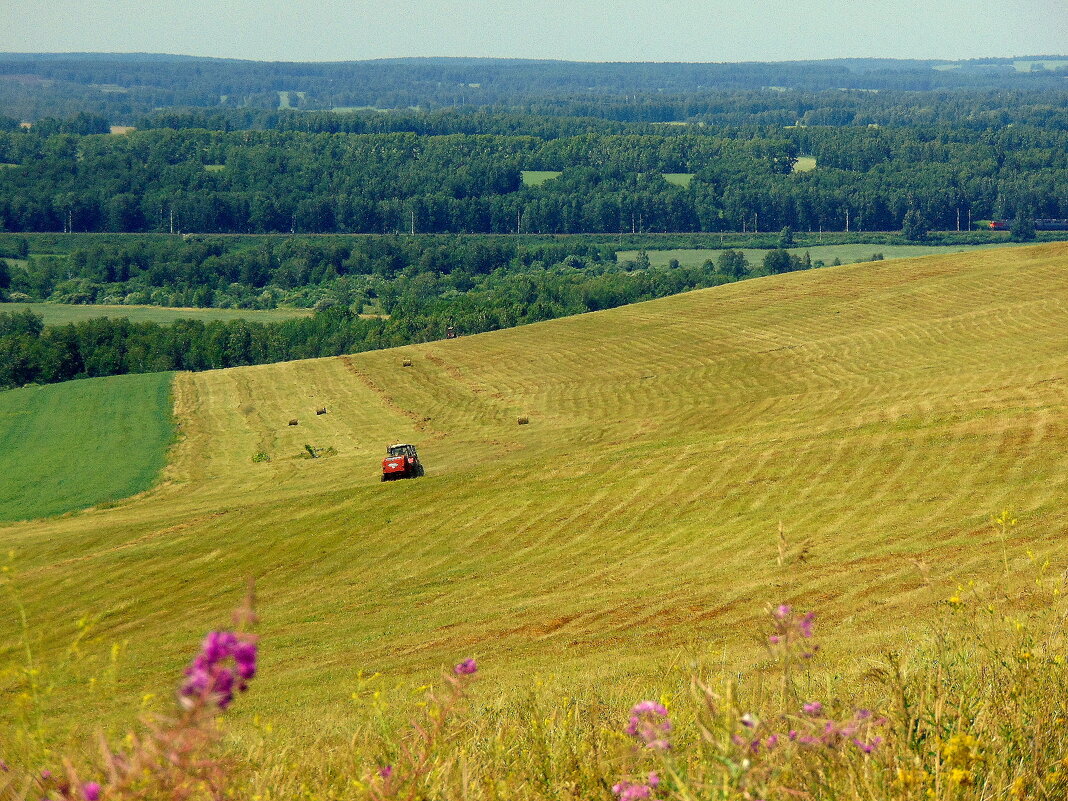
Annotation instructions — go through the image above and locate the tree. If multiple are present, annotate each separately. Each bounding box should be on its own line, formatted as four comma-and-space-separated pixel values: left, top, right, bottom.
902, 209, 927, 242
716, 249, 749, 279
778, 226, 794, 248
763, 249, 793, 274
1010, 210, 1036, 242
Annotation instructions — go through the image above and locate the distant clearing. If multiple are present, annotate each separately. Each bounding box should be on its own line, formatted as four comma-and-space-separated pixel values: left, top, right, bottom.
663, 173, 694, 188
792, 156, 817, 172
521, 170, 562, 186
1014, 59, 1068, 72
616, 242, 1024, 268
204, 164, 225, 172
2, 303, 312, 327
0, 372, 173, 521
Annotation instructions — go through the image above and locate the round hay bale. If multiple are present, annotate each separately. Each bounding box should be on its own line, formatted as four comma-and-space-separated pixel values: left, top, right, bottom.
288, 418, 299, 426
402, 358, 413, 367
517, 416, 530, 425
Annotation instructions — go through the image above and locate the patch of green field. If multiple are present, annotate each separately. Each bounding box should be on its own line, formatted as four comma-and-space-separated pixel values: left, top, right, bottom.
2, 303, 311, 326
616, 242, 1024, 268
521, 170, 562, 186
0, 372, 174, 522
1014, 59, 1068, 72
204, 164, 225, 172
662, 173, 694, 188
792, 155, 817, 172
0, 163, 18, 169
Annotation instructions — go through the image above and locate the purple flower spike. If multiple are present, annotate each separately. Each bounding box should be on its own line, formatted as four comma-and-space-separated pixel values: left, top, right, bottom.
82, 782, 101, 801
378, 765, 393, 779
454, 658, 478, 675
803, 701, 823, 715
774, 604, 792, 619
179, 630, 258, 710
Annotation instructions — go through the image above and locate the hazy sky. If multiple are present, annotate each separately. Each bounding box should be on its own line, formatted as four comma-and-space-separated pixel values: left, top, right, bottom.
3, 0, 1066, 62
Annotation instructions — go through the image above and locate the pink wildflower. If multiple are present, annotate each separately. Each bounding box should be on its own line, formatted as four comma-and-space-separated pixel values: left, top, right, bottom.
454, 658, 478, 675
626, 700, 672, 750
803, 701, 823, 715
612, 780, 655, 801
378, 765, 393, 778
774, 604, 792, 619
853, 736, 883, 753
82, 782, 101, 801
180, 630, 257, 710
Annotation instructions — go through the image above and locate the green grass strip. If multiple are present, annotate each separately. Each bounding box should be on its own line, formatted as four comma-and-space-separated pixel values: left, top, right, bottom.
0, 372, 175, 522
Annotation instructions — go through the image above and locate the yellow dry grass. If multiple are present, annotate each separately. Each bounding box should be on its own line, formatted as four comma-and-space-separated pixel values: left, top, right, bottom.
4, 242, 1068, 741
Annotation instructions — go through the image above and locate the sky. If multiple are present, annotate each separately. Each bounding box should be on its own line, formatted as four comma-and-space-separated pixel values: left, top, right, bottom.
2, 0, 1066, 63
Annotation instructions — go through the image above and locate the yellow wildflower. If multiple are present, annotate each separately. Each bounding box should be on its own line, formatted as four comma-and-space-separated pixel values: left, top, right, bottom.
949, 768, 974, 786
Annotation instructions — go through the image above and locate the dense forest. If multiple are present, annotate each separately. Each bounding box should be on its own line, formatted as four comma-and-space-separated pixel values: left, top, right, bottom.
1, 122, 1067, 235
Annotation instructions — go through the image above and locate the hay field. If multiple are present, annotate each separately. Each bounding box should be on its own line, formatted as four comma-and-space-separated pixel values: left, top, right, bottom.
0, 373, 174, 521
3, 243, 1068, 743
3, 303, 312, 326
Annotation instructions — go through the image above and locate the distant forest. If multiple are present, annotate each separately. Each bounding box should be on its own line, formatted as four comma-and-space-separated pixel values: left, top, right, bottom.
2, 54, 1067, 121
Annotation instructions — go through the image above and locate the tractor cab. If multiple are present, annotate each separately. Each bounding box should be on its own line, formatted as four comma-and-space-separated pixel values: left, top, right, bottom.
381, 443, 424, 481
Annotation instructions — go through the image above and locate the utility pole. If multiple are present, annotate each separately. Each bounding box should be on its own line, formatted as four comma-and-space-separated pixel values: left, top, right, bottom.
956, 208, 961, 232
410, 209, 415, 236
968, 208, 972, 230
169, 207, 175, 235
845, 208, 850, 233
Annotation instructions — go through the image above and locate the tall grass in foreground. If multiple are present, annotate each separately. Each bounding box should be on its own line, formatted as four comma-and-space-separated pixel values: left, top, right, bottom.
2, 541, 1067, 800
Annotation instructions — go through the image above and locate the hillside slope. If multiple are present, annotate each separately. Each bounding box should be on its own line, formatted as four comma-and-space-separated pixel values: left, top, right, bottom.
3, 242, 1068, 736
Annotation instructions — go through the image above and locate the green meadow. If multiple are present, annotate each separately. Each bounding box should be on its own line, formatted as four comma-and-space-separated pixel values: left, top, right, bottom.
616, 241, 1025, 268
0, 372, 174, 521
2, 303, 312, 327
520, 170, 563, 186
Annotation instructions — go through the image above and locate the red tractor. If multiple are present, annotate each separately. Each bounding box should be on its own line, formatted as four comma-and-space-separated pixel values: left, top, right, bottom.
381, 443, 424, 481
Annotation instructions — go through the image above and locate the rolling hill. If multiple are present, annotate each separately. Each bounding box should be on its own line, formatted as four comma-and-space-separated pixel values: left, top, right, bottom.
2, 242, 1068, 747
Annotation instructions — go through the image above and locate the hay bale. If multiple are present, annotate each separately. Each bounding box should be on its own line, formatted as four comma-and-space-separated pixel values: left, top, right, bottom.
517, 416, 530, 425
288, 418, 299, 426
316, 407, 327, 415
402, 358, 413, 367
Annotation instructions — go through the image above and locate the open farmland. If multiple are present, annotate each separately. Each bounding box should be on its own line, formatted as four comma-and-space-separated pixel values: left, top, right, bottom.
0, 372, 173, 521
3, 303, 312, 326
3, 243, 1068, 774
616, 241, 1025, 268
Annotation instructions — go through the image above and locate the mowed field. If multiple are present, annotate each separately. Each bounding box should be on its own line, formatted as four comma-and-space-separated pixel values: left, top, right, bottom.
617, 242, 1024, 268
2, 303, 312, 326
3, 243, 1068, 743
0, 373, 174, 521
